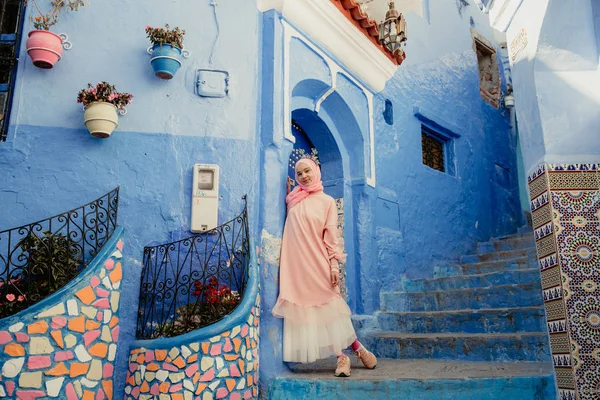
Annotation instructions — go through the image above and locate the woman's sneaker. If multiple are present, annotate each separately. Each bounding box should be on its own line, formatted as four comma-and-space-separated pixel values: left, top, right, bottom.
335, 354, 351, 377
355, 345, 377, 369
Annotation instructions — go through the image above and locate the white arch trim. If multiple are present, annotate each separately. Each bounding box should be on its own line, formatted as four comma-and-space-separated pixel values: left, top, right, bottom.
258, 0, 397, 93
282, 20, 376, 187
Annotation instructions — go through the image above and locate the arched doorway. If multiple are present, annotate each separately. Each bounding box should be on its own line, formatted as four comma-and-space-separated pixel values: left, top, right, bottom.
287, 117, 347, 299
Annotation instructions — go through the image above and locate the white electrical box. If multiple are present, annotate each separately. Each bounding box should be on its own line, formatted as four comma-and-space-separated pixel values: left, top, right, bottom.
191, 164, 220, 233
196, 70, 229, 98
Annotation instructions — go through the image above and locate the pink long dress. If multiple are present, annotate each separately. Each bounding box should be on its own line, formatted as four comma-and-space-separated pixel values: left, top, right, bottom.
272, 191, 356, 363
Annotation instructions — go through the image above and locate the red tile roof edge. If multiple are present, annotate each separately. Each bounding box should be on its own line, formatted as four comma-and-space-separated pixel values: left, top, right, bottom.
330, 0, 406, 66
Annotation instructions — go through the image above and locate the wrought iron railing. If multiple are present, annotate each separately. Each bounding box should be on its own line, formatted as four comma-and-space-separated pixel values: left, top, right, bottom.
0, 188, 119, 318
136, 196, 250, 340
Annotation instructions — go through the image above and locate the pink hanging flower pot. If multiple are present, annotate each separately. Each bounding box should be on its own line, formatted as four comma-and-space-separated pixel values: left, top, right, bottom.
25, 30, 71, 69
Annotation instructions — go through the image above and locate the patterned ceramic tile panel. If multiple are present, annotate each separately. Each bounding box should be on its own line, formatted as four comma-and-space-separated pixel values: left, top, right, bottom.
124, 294, 260, 400
529, 163, 600, 400
335, 197, 347, 300
0, 237, 124, 399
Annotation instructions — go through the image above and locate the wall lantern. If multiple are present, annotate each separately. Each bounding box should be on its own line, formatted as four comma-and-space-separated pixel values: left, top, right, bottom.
379, 1, 407, 60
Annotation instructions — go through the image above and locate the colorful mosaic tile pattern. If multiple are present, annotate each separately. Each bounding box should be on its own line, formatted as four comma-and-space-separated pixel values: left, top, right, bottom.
528, 163, 600, 400
0, 235, 124, 399
124, 294, 260, 400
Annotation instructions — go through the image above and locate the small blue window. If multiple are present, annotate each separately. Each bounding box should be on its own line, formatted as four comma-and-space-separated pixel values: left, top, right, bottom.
421, 125, 456, 176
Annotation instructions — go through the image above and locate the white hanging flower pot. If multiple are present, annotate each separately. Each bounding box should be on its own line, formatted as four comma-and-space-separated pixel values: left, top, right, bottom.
83, 102, 120, 139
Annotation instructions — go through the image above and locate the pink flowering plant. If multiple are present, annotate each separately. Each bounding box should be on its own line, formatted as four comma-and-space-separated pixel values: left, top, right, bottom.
145, 24, 185, 49
26, 0, 86, 31
77, 81, 133, 111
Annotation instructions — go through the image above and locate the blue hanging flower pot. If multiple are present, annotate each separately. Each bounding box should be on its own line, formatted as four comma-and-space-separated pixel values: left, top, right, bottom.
148, 43, 190, 80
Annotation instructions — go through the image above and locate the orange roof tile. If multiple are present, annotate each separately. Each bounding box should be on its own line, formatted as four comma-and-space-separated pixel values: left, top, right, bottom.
330, 0, 406, 65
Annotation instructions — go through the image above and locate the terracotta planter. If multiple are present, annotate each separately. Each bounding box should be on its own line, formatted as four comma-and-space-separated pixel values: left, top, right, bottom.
83, 102, 119, 139
26, 30, 65, 69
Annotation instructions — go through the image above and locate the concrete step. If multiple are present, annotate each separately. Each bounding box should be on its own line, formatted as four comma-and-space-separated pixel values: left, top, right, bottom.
435, 256, 535, 277
401, 268, 541, 292
362, 332, 551, 362
476, 235, 536, 254
460, 247, 537, 264
381, 283, 543, 312
376, 306, 547, 334
270, 359, 556, 399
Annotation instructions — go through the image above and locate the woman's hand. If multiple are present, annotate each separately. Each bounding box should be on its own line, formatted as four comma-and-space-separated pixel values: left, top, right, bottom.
331, 269, 340, 287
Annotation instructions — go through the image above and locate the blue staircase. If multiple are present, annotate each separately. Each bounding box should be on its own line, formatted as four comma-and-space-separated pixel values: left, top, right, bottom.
269, 232, 557, 399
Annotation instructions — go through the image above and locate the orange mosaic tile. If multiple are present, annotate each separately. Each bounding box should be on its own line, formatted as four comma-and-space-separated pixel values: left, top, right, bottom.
226, 379, 236, 391
50, 330, 64, 349
126, 374, 135, 386
222, 330, 230, 337
187, 354, 198, 364
109, 316, 119, 328
4, 343, 25, 356
76, 286, 97, 305
68, 316, 86, 333
224, 354, 239, 361
201, 342, 210, 354
146, 363, 160, 371
155, 349, 167, 361
27, 320, 49, 334
233, 338, 242, 353
196, 383, 207, 395
82, 390, 95, 400
46, 362, 69, 376
159, 382, 170, 393
86, 320, 101, 331
136, 353, 145, 364
171, 394, 184, 400
140, 381, 150, 393
238, 360, 245, 374
172, 356, 186, 369
70, 362, 90, 377
247, 373, 253, 386
102, 380, 113, 399
109, 262, 122, 284
89, 343, 108, 358
192, 371, 201, 385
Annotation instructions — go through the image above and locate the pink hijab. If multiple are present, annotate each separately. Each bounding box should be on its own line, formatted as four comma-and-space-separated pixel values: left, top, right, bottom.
286, 158, 323, 209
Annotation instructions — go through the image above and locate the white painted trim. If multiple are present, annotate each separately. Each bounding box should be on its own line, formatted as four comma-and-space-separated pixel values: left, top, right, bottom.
366, 91, 376, 187
283, 22, 295, 143
282, 21, 376, 187
258, 0, 397, 93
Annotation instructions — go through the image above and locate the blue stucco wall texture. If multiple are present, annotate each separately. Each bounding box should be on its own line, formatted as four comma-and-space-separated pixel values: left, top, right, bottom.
257, 6, 522, 393
0, 1, 261, 397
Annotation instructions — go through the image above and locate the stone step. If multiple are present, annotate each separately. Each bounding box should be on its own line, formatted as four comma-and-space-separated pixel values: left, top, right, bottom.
476, 235, 536, 254
401, 268, 541, 292
375, 306, 547, 333
495, 230, 534, 241
381, 283, 543, 312
435, 256, 535, 277
460, 247, 537, 264
362, 332, 551, 362
270, 359, 556, 399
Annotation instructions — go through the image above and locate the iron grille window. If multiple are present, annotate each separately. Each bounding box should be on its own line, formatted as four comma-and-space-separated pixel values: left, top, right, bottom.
0, 0, 24, 142
422, 128, 445, 172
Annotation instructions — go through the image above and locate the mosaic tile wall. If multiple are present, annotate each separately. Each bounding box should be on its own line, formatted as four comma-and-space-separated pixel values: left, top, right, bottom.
528, 163, 600, 400
0, 231, 124, 399
124, 294, 260, 400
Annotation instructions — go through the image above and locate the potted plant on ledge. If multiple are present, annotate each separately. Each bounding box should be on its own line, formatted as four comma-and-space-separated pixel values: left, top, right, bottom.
145, 24, 190, 80
25, 0, 86, 69
77, 81, 133, 138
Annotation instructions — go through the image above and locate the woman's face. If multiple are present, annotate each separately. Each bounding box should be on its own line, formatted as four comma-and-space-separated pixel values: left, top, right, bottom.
296, 163, 314, 186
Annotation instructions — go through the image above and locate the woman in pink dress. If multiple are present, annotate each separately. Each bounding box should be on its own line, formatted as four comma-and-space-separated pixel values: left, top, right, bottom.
272, 158, 377, 377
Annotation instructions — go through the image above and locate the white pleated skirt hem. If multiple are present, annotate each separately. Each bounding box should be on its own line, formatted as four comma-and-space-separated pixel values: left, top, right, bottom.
274, 296, 357, 363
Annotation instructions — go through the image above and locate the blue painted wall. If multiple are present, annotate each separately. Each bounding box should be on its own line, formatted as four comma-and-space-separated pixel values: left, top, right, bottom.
257, 2, 522, 392
0, 1, 261, 397
507, 0, 600, 172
